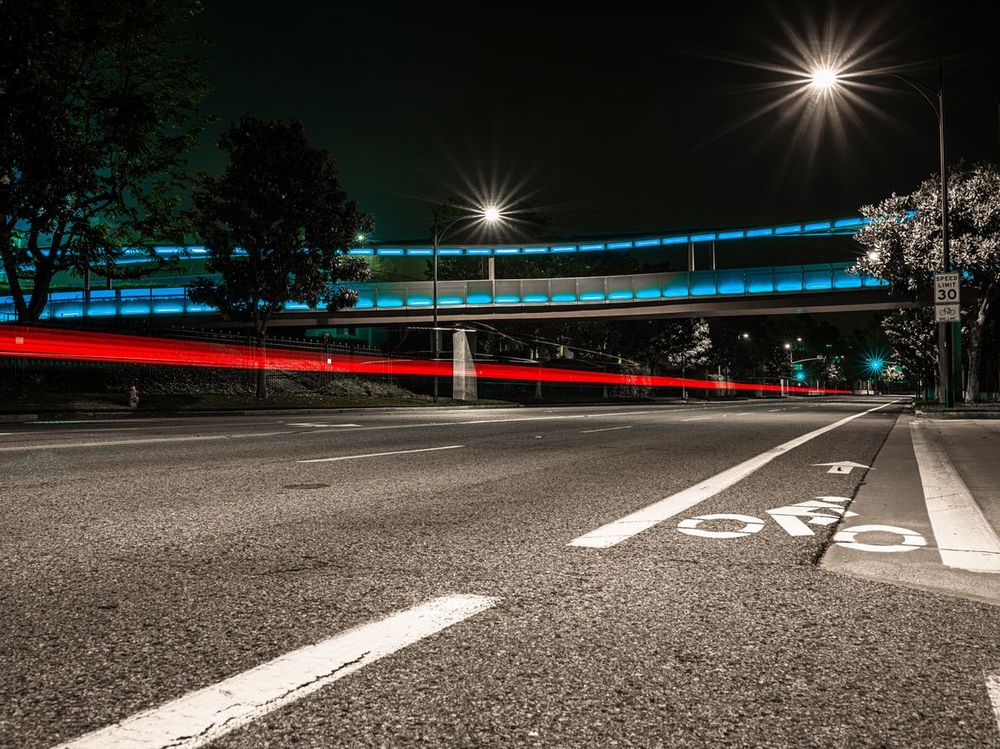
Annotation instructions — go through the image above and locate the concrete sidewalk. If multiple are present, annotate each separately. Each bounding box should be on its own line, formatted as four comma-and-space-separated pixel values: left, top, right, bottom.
823, 415, 1000, 606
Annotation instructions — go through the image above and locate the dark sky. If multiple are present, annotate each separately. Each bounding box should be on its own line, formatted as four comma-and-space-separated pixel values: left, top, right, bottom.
189, 0, 1000, 245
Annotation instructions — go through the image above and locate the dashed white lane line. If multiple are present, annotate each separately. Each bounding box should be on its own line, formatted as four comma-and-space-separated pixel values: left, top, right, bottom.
580, 425, 633, 434
682, 417, 711, 422
568, 399, 902, 549
298, 444, 465, 463
910, 421, 1000, 573
987, 672, 1000, 733
53, 594, 497, 749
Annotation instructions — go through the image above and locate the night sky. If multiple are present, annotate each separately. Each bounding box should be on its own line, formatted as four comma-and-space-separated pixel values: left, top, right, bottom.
189, 1, 1000, 247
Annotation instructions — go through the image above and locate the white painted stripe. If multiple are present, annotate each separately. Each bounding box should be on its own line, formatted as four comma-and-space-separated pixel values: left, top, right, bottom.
987, 672, 1000, 733
0, 431, 290, 452
53, 594, 496, 749
0, 432, 12, 436
568, 400, 902, 549
682, 417, 710, 422
910, 421, 1000, 573
580, 425, 633, 434
288, 423, 361, 428
768, 409, 782, 412
298, 444, 464, 463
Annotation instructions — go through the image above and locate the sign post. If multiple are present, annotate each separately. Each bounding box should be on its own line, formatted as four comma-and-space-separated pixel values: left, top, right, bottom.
933, 271, 961, 405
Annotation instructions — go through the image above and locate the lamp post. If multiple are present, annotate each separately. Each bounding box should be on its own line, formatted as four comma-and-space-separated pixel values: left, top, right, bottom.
430, 204, 502, 402
808, 63, 960, 406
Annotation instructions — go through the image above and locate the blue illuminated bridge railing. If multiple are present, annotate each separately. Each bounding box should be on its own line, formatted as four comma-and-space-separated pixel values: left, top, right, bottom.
0, 262, 888, 320
104, 214, 884, 264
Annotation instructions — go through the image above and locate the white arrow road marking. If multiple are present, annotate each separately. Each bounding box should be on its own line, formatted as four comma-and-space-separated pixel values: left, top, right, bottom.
53, 594, 497, 749
298, 445, 464, 463
812, 461, 871, 475
987, 672, 1000, 734
910, 421, 1000, 573
568, 399, 902, 549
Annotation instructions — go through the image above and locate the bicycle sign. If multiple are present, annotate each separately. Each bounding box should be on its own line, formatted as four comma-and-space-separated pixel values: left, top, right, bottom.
934, 272, 960, 322
677, 496, 927, 553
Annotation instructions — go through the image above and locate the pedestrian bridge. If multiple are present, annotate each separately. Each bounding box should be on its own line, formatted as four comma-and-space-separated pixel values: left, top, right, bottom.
1, 261, 913, 325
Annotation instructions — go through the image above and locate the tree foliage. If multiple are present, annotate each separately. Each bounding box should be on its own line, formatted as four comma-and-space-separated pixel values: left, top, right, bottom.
854, 163, 1000, 399
189, 117, 372, 395
0, 0, 209, 321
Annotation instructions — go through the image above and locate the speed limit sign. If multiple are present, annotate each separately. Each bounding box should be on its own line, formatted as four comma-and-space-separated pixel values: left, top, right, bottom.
934, 272, 960, 322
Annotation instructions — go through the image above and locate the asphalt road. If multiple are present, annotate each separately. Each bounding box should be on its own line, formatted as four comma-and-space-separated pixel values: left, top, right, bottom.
2, 398, 999, 748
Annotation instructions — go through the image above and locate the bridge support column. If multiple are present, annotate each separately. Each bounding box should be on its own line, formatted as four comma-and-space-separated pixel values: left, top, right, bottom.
452, 329, 477, 401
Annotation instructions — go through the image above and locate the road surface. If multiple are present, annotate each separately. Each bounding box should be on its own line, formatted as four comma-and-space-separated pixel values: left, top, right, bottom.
2, 398, 999, 747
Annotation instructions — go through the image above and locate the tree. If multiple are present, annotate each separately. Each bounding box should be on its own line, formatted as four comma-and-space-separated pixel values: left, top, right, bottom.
609, 318, 712, 376
189, 117, 373, 398
0, 0, 208, 322
854, 163, 1000, 401
880, 308, 938, 396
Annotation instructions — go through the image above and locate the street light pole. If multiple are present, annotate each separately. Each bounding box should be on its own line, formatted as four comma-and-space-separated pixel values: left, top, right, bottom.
429, 204, 503, 403
432, 215, 441, 403
810, 64, 960, 406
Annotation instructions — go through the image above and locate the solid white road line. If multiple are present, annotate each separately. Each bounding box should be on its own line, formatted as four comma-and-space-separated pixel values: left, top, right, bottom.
54, 594, 496, 749
298, 444, 464, 463
910, 421, 1000, 573
987, 672, 1000, 733
287, 423, 361, 428
568, 399, 902, 549
682, 417, 710, 422
580, 425, 633, 434
0, 431, 290, 452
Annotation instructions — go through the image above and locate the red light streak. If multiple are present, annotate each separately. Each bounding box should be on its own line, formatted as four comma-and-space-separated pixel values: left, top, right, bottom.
0, 325, 852, 395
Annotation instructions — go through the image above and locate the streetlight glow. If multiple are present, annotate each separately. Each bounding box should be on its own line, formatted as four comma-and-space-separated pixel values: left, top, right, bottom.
483, 205, 502, 223
810, 68, 840, 90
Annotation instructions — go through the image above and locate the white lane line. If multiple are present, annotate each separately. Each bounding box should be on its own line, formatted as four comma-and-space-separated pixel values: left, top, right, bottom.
987, 672, 1000, 733
0, 431, 291, 453
682, 417, 710, 422
298, 444, 464, 463
287, 423, 361, 428
910, 421, 1000, 573
2, 402, 782, 453
0, 432, 12, 436
568, 399, 902, 549
54, 594, 497, 749
768, 409, 782, 412
580, 425, 633, 434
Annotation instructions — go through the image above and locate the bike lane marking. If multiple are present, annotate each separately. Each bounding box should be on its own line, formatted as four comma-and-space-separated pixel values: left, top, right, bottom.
568, 400, 902, 549
53, 594, 497, 749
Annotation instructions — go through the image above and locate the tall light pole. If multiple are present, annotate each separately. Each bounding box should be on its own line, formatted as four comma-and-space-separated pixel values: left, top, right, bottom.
808, 63, 960, 406
430, 204, 502, 402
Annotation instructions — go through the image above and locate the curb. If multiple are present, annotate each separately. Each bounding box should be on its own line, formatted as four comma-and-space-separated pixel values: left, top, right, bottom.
1, 402, 524, 421
0, 413, 38, 423
915, 409, 1000, 420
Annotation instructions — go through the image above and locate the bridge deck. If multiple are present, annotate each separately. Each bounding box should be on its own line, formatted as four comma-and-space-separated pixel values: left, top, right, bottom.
1, 262, 892, 322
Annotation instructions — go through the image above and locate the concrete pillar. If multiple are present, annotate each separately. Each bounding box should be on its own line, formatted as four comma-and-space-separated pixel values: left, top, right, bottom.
452, 329, 477, 401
